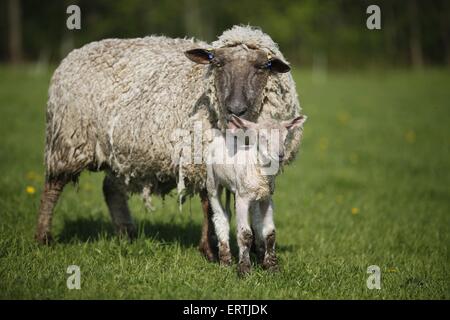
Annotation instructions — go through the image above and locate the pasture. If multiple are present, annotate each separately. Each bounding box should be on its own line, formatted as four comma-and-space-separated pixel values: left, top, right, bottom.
0, 66, 448, 299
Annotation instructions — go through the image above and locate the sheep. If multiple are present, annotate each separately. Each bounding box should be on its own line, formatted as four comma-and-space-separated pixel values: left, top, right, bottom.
206, 115, 306, 275
35, 26, 304, 254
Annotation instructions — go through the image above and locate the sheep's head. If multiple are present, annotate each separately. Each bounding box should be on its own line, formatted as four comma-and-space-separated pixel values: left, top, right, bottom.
228, 114, 306, 166
185, 45, 290, 124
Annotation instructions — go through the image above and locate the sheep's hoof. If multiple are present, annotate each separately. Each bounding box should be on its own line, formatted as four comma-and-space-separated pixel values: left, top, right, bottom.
116, 223, 137, 241
199, 241, 217, 262
238, 261, 251, 277
35, 231, 53, 245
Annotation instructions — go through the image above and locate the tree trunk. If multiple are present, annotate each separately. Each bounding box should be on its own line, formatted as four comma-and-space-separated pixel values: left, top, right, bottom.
408, 0, 423, 68
8, 0, 23, 64
441, 1, 450, 65
183, 0, 214, 42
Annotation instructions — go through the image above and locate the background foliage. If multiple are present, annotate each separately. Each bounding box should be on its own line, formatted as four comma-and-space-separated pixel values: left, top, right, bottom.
1, 0, 449, 68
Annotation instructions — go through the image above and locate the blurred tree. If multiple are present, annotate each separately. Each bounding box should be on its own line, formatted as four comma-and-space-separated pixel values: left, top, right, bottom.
408, 0, 423, 68
1, 0, 448, 68
8, 0, 23, 63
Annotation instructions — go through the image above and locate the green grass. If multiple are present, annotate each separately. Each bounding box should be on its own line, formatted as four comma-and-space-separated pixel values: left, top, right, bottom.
0, 65, 449, 299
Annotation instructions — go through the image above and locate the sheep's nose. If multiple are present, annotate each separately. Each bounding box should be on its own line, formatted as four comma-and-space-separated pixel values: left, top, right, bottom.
279, 153, 285, 161
236, 109, 247, 117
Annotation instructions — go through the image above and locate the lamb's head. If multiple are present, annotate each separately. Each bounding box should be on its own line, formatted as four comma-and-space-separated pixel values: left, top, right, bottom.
229, 114, 306, 165
185, 45, 290, 123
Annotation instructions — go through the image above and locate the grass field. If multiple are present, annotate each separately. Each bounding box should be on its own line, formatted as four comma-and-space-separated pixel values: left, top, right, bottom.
0, 65, 448, 299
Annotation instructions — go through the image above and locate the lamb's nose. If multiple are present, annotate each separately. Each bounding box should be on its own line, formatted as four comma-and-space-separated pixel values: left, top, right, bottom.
279, 153, 285, 161
227, 107, 247, 117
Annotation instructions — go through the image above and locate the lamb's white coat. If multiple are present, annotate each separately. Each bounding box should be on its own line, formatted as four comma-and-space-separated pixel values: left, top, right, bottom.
206, 115, 306, 272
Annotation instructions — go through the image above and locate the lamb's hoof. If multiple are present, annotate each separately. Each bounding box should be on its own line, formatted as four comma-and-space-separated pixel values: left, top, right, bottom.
255, 248, 266, 264
218, 243, 232, 266
264, 263, 280, 273
35, 231, 53, 245
262, 255, 279, 272
238, 261, 251, 277
219, 254, 233, 267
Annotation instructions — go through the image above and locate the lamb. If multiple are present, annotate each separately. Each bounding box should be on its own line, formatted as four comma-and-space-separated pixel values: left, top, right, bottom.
35, 25, 304, 255
206, 115, 306, 275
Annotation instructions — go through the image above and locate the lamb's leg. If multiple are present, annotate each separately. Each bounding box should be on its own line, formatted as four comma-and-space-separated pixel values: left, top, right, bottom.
236, 197, 252, 276
250, 202, 266, 263
35, 177, 68, 244
259, 198, 279, 271
209, 194, 232, 266
103, 174, 136, 239
199, 189, 217, 262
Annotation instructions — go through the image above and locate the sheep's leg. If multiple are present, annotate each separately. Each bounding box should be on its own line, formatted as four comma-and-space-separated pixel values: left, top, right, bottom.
199, 189, 217, 262
209, 194, 232, 266
35, 177, 68, 244
250, 202, 266, 263
259, 198, 279, 271
103, 174, 136, 239
236, 197, 252, 276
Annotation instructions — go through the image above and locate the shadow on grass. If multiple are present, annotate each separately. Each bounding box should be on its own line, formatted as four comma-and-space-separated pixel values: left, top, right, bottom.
58, 217, 202, 248
58, 217, 296, 256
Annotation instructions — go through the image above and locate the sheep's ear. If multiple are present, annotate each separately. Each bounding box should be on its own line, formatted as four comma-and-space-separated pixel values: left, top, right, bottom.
284, 115, 306, 130
229, 115, 255, 130
270, 57, 291, 73
184, 48, 214, 64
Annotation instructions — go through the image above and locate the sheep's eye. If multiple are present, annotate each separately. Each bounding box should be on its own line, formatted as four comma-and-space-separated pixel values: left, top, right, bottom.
259, 60, 272, 70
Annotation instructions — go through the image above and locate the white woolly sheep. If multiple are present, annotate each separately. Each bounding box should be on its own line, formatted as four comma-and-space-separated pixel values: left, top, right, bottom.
35, 26, 304, 259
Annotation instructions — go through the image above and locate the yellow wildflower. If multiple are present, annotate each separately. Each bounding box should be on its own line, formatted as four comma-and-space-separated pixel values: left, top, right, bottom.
351, 207, 359, 215
405, 130, 416, 144
349, 153, 359, 164
319, 137, 329, 152
337, 112, 350, 125
26, 186, 36, 195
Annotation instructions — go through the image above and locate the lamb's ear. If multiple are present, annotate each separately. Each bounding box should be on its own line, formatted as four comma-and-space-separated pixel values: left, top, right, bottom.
229, 115, 256, 130
270, 57, 291, 73
284, 115, 307, 130
184, 48, 214, 64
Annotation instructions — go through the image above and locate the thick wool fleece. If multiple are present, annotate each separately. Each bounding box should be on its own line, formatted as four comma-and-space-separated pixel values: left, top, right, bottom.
44, 25, 303, 200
